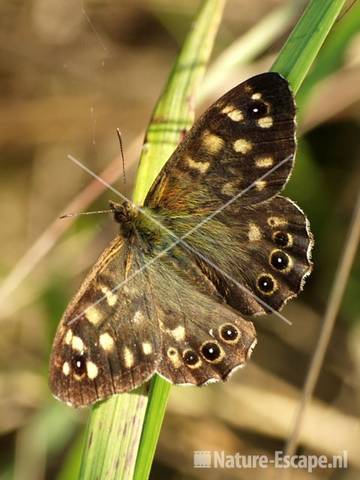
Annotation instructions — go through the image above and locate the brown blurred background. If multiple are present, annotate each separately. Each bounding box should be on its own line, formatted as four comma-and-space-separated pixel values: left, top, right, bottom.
0, 1, 359, 479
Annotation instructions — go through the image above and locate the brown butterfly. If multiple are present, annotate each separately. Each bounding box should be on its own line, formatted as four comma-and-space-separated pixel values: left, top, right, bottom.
50, 72, 313, 407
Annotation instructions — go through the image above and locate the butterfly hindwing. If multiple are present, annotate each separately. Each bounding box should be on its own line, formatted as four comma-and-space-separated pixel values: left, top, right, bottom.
146, 250, 256, 385
181, 195, 313, 316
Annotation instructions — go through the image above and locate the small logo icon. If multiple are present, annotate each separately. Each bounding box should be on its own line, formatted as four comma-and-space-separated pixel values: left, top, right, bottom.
194, 451, 212, 468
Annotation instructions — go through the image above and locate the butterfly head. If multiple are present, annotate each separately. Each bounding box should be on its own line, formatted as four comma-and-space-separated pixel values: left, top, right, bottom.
109, 200, 138, 235
109, 201, 162, 245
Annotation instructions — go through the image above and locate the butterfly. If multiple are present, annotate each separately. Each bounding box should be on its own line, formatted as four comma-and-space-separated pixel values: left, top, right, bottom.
50, 72, 313, 407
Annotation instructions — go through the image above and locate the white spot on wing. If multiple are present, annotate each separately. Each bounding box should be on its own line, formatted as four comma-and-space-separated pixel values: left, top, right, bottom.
64, 329, 73, 345
133, 310, 145, 323
257, 116, 273, 128
100, 285, 117, 306
86, 361, 99, 379
248, 222, 262, 241
62, 362, 70, 376
123, 347, 134, 368
99, 332, 114, 351
142, 342, 152, 355
72, 336, 84, 353
251, 92, 262, 100
171, 325, 185, 341
256, 156, 273, 168
187, 156, 210, 173
255, 180, 266, 191
85, 306, 101, 325
233, 139, 252, 154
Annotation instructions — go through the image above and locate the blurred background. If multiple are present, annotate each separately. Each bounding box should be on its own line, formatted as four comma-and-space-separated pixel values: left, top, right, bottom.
0, 0, 359, 479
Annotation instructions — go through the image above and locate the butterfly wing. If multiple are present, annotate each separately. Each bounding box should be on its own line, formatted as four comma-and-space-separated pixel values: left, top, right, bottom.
144, 72, 312, 316
146, 249, 256, 385
181, 195, 313, 316
50, 233, 256, 405
145, 72, 296, 212
49, 236, 160, 407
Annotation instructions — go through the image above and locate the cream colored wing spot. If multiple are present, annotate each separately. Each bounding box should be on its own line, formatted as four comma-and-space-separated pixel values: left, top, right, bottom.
72, 336, 85, 353
202, 130, 224, 154
221, 182, 237, 196
257, 116, 273, 128
167, 347, 182, 369
99, 332, 115, 352
221, 105, 244, 122
268, 216, 287, 227
86, 361, 99, 379
248, 222, 262, 241
64, 329, 73, 345
85, 306, 102, 325
171, 325, 186, 341
133, 310, 145, 323
256, 156, 274, 168
247, 338, 258, 360
255, 180, 266, 191
233, 139, 252, 154
186, 156, 210, 173
123, 347, 134, 368
251, 92, 262, 100
99, 285, 117, 306
62, 362, 70, 376
142, 342, 153, 355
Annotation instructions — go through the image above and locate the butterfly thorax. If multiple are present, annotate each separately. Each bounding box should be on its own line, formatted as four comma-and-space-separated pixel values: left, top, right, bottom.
110, 200, 165, 248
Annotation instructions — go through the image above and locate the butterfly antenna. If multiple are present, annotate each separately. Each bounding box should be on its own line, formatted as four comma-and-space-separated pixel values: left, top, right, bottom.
117, 128, 126, 185
59, 209, 114, 219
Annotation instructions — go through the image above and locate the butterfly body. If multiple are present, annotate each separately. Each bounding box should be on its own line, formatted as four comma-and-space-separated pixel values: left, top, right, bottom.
50, 73, 313, 407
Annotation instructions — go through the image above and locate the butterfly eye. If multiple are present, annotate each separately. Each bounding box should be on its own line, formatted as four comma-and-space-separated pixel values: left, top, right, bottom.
257, 274, 277, 294
270, 250, 290, 271
219, 323, 240, 343
247, 100, 268, 119
72, 354, 86, 377
113, 210, 124, 224
200, 341, 223, 363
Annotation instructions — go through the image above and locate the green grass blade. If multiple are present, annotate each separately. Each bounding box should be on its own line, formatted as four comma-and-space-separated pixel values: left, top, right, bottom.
200, 0, 306, 101
133, 376, 172, 480
271, 0, 346, 93
132, 0, 226, 205
79, 390, 149, 479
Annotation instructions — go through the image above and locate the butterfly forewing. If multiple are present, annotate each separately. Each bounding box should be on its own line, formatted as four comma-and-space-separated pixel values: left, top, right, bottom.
145, 72, 296, 213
